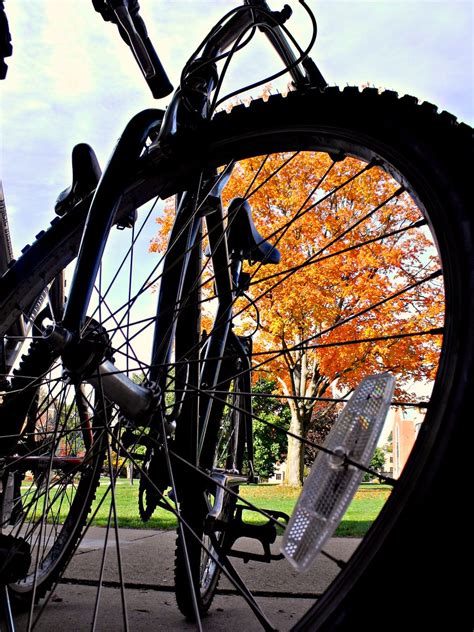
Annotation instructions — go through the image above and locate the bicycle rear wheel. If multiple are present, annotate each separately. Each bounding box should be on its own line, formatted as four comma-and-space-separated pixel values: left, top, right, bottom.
0, 283, 107, 607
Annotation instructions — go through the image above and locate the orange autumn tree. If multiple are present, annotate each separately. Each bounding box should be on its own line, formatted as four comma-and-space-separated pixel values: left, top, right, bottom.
151, 150, 443, 486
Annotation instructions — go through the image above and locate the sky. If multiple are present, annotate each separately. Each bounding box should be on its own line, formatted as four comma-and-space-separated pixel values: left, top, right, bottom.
1, 0, 473, 254
0, 1, 471, 447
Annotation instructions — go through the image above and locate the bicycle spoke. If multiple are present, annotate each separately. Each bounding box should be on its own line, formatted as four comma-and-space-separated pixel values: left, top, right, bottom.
91, 400, 129, 632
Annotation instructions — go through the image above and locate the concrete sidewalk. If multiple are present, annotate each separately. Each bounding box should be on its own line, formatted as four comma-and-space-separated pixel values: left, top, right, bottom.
13, 528, 360, 631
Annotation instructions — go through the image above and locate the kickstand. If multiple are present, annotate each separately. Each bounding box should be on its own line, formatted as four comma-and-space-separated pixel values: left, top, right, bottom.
0, 585, 15, 632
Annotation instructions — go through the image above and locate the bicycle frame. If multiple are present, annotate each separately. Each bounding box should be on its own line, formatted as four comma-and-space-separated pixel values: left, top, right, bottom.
66, 151, 253, 472
62, 0, 323, 331
51, 0, 320, 475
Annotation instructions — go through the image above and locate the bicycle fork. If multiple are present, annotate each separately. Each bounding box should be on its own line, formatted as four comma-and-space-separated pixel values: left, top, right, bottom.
41, 144, 252, 472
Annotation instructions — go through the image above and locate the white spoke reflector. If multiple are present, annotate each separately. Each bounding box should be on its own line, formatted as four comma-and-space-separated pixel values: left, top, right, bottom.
281, 373, 395, 572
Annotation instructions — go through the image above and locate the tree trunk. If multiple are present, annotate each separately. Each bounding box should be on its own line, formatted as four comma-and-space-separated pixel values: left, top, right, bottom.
285, 408, 304, 486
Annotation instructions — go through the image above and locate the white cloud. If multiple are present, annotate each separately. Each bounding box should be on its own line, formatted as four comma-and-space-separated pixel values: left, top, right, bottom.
1, 0, 472, 252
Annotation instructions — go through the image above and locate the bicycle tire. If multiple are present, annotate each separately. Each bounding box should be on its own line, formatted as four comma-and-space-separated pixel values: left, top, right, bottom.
1, 87, 471, 629
0, 198, 89, 339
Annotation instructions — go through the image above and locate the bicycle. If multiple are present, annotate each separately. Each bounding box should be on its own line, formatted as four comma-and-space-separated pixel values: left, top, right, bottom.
0, 0, 472, 630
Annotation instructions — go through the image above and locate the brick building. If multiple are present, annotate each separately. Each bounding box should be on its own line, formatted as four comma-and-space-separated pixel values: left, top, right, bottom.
392, 407, 423, 478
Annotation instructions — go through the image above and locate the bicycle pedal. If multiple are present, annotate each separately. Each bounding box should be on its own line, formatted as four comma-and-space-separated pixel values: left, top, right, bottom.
210, 505, 289, 564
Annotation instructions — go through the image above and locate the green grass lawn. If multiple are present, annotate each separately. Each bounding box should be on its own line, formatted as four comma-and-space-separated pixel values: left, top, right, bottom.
85, 479, 391, 537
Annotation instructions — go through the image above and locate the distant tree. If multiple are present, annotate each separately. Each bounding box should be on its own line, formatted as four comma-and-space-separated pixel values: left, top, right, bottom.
151, 150, 443, 487
304, 403, 341, 468
363, 446, 386, 482
251, 378, 290, 479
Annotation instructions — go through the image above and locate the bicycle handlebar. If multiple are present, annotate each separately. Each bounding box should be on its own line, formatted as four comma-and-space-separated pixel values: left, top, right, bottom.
93, 0, 173, 99
94, 0, 325, 103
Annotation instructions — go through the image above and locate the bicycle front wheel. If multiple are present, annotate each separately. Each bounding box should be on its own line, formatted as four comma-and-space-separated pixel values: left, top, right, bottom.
2, 87, 471, 629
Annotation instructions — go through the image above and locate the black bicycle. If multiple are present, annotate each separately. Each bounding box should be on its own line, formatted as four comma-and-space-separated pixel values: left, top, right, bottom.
0, 1, 472, 630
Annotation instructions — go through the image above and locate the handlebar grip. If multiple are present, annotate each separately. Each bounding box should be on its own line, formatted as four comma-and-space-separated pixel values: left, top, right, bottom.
132, 12, 174, 99
94, 0, 173, 99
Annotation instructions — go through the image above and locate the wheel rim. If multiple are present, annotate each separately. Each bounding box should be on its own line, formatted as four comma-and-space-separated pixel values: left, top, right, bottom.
99, 141, 448, 627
